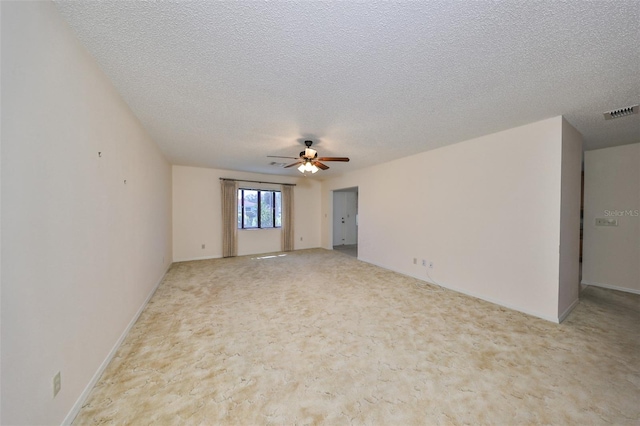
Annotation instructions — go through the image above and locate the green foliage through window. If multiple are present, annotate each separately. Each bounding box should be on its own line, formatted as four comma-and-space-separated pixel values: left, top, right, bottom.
238, 189, 282, 229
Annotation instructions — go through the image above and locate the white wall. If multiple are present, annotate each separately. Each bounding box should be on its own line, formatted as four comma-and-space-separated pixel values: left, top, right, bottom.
322, 117, 578, 322
173, 165, 321, 261
583, 143, 640, 294
1, 2, 172, 425
558, 118, 583, 319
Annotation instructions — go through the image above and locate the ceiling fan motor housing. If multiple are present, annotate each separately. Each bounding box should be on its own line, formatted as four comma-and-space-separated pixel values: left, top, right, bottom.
302, 141, 317, 159
301, 149, 318, 159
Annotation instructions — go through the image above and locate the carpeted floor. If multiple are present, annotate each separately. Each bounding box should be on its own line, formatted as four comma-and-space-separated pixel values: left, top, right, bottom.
73, 249, 640, 425
332, 244, 357, 258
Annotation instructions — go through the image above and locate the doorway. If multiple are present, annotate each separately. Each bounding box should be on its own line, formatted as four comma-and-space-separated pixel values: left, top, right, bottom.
333, 187, 358, 257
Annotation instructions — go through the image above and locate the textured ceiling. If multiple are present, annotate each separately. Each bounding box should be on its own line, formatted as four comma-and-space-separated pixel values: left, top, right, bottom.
54, 1, 640, 178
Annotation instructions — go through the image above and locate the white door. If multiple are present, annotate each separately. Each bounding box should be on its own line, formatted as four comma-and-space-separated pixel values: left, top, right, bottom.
333, 190, 358, 246
333, 192, 346, 246
344, 191, 358, 245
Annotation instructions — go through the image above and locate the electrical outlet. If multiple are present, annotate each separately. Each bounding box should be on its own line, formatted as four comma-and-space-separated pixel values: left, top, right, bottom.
422, 259, 426, 267
429, 262, 434, 269
413, 258, 417, 265
201, 244, 205, 249
53, 371, 61, 398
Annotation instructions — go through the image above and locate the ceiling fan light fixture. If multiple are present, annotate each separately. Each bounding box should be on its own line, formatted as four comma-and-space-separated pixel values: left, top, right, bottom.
274, 140, 349, 174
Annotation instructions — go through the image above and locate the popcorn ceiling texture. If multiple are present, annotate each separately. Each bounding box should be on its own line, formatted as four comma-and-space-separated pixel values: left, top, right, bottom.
72, 249, 640, 425
54, 1, 640, 177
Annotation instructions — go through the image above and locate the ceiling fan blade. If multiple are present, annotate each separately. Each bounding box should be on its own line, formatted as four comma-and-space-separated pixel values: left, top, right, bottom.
267, 155, 300, 159
314, 161, 329, 170
316, 157, 350, 162
284, 161, 302, 168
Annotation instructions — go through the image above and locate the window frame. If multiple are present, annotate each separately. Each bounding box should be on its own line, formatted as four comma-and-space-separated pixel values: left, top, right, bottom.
238, 188, 282, 229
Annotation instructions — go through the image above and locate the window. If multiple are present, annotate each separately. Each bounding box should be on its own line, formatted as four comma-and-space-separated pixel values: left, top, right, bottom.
238, 189, 282, 229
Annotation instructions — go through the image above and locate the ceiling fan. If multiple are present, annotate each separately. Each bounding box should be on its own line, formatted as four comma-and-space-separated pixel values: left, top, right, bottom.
268, 140, 349, 174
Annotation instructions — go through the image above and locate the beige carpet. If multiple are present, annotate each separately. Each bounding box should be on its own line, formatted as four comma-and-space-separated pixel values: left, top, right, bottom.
73, 249, 640, 425
332, 244, 357, 258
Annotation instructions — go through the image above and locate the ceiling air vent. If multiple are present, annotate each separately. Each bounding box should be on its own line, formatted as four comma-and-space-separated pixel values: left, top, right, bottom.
270, 161, 287, 167
603, 104, 639, 120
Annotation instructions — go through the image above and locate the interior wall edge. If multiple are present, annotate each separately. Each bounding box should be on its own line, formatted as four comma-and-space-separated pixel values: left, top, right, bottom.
558, 298, 580, 323
557, 117, 583, 317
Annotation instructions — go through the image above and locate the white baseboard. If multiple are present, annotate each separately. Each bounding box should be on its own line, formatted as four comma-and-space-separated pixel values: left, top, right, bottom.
175, 248, 323, 263
558, 298, 580, 323
62, 264, 172, 425
173, 254, 222, 262
581, 280, 640, 295
358, 257, 561, 323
